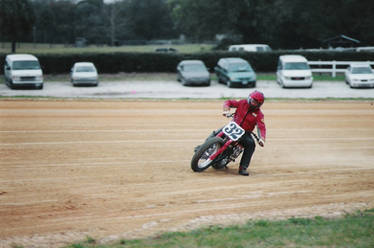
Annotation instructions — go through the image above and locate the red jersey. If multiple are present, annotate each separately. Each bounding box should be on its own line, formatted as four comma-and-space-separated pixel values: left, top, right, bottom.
223, 99, 266, 140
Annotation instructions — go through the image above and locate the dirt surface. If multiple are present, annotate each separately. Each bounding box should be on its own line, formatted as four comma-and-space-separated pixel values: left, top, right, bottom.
1, 99, 374, 248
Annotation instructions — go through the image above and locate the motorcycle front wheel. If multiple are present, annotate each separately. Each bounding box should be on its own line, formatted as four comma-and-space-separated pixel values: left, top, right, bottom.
191, 137, 225, 172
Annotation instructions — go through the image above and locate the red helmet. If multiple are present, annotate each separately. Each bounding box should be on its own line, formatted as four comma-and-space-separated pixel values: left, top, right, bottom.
248, 90, 264, 110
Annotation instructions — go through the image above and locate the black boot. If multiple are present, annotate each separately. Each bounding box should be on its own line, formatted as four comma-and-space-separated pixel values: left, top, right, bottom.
238, 166, 249, 176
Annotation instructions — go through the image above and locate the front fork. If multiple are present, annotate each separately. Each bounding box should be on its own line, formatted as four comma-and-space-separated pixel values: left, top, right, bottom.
208, 131, 234, 161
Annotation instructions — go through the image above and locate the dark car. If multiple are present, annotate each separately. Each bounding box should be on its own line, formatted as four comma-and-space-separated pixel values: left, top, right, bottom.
176, 60, 211, 86
214, 57, 256, 88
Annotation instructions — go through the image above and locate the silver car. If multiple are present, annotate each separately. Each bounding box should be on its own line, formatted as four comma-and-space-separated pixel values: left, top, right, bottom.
177, 60, 210, 86
345, 63, 374, 88
70, 62, 99, 86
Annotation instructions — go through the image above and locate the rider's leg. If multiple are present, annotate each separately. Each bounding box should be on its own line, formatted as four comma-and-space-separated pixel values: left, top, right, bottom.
238, 133, 256, 176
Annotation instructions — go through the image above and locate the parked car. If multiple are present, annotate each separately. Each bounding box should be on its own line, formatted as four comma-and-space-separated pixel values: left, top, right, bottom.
228, 44, 271, 52
355, 46, 374, 52
214, 58, 256, 88
70, 62, 99, 86
155, 47, 177, 53
345, 63, 374, 88
4, 54, 43, 89
276, 55, 313, 88
176, 60, 210, 86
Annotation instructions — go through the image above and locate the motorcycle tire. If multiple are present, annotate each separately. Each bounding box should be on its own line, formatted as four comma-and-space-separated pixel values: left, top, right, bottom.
191, 137, 225, 172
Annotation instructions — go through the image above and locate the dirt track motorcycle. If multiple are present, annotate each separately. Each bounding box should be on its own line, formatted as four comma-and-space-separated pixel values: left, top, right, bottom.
191, 113, 260, 172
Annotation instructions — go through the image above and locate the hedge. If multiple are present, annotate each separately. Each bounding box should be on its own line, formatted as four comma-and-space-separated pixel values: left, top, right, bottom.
1, 51, 374, 74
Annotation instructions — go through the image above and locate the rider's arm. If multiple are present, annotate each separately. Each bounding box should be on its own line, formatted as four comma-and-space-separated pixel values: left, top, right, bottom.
223, 99, 239, 112
256, 111, 266, 146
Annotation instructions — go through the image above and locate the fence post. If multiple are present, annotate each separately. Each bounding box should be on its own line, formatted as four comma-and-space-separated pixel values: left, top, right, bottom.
332, 60, 336, 77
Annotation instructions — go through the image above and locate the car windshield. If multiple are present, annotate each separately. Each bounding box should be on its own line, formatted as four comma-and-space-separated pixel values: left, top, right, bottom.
351, 67, 373, 74
76, 66, 95, 72
184, 64, 206, 72
284, 62, 310, 70
228, 62, 252, 72
257, 46, 271, 52
12, 61, 40, 70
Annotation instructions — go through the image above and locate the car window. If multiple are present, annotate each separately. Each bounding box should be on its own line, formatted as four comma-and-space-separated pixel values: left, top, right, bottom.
184, 64, 206, 72
76, 66, 96, 72
218, 60, 225, 68
351, 67, 373, 74
12, 61, 40, 70
284, 62, 310, 70
228, 62, 252, 72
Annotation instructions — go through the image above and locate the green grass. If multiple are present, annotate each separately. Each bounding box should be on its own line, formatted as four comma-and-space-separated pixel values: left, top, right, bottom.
61, 209, 374, 248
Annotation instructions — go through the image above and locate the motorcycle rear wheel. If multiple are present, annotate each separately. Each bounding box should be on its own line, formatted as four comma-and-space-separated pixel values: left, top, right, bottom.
191, 137, 225, 172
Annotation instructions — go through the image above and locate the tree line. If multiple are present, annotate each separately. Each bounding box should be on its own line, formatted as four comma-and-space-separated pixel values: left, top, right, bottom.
1, 0, 374, 52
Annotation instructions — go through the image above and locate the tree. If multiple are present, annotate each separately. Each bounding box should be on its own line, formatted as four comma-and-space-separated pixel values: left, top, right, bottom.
0, 0, 35, 52
75, 0, 109, 44
169, 0, 234, 41
120, 0, 176, 41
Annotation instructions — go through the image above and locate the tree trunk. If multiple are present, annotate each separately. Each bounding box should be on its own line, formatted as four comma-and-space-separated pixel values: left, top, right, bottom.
11, 41, 16, 53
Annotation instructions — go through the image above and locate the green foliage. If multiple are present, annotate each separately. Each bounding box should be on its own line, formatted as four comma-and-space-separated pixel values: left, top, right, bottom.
86, 236, 96, 244
2, 49, 374, 74
1, 0, 374, 51
0, 0, 35, 52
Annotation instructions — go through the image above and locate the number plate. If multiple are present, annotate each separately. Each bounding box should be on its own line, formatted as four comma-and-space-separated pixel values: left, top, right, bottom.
222, 122, 245, 141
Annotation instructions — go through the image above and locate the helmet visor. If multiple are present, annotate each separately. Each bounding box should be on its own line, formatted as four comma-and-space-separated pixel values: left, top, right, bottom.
249, 98, 260, 108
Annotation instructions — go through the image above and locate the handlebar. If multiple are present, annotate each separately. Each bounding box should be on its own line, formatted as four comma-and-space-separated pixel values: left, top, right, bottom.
223, 112, 261, 144
224, 112, 235, 118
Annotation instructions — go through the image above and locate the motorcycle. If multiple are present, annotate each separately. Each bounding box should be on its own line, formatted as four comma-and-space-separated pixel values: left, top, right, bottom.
191, 113, 260, 172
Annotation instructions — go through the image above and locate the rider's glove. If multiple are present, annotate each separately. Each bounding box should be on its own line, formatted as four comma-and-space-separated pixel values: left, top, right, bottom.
222, 111, 230, 117
258, 139, 265, 147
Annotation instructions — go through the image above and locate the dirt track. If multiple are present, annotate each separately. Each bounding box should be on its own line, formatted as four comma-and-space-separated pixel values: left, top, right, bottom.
0, 99, 374, 248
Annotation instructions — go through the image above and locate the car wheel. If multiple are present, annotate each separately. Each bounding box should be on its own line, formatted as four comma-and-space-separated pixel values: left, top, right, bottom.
280, 79, 286, 88
9, 80, 14, 89
181, 78, 187, 86
217, 76, 223, 84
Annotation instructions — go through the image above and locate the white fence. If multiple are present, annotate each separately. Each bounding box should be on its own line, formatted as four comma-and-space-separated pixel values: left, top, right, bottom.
308, 61, 374, 77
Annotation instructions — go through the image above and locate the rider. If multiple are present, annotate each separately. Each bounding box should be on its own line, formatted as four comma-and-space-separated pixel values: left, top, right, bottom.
223, 90, 266, 176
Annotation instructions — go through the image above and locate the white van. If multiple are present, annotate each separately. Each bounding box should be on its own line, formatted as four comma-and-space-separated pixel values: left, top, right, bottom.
276, 55, 313, 88
4, 54, 44, 89
228, 44, 271, 52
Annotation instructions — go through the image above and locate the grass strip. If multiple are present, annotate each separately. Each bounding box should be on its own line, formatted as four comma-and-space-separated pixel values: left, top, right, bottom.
62, 209, 374, 248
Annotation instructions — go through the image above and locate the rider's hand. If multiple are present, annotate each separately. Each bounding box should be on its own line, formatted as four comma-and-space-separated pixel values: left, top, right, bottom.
258, 139, 265, 147
222, 110, 230, 117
